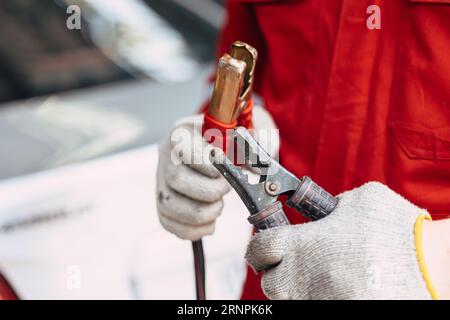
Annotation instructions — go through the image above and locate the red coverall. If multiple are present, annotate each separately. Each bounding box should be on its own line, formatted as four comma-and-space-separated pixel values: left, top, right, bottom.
213, 0, 450, 299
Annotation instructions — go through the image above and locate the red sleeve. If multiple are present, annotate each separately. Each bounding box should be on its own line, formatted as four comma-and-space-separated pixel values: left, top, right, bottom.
216, 1, 265, 62
200, 0, 266, 113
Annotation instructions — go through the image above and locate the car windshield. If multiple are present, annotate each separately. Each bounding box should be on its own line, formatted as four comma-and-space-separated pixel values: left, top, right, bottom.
0, 0, 223, 103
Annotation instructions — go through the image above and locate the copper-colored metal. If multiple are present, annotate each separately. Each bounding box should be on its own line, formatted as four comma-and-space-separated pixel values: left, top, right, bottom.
230, 41, 258, 119
207, 41, 258, 124
208, 54, 246, 124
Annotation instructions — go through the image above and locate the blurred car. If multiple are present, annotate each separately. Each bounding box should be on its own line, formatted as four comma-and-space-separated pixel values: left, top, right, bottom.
0, 0, 224, 177
0, 0, 254, 301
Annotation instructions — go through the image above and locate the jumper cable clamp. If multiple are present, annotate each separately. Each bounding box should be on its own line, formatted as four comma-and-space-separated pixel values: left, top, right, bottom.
211, 127, 339, 231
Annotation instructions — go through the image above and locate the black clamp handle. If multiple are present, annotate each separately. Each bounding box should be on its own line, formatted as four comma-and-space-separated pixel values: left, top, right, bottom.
212, 127, 338, 231
249, 177, 338, 231
286, 176, 338, 221
248, 201, 290, 231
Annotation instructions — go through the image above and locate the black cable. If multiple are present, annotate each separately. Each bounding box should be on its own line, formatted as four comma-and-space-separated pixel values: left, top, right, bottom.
192, 239, 206, 300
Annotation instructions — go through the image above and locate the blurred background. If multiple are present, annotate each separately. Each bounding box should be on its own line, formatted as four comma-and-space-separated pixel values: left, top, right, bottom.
0, 0, 224, 178
0, 0, 252, 300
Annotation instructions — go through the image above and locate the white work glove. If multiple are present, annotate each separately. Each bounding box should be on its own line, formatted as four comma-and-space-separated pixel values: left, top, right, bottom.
246, 182, 434, 300
156, 106, 279, 241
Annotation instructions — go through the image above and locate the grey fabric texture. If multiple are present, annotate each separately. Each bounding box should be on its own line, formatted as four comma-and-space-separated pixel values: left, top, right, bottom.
156, 107, 279, 241
156, 115, 228, 240
246, 182, 432, 300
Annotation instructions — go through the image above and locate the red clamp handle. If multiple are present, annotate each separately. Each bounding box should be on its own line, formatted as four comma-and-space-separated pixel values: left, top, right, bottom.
237, 99, 254, 129
202, 113, 237, 152
202, 99, 254, 153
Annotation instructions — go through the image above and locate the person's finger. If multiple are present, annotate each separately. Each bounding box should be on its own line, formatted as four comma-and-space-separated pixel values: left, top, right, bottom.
170, 121, 220, 178
261, 267, 290, 300
166, 159, 230, 202
158, 214, 216, 241
156, 185, 223, 226
245, 227, 290, 272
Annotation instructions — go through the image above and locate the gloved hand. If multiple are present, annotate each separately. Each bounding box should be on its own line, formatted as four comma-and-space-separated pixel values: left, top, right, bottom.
246, 182, 436, 300
157, 106, 279, 241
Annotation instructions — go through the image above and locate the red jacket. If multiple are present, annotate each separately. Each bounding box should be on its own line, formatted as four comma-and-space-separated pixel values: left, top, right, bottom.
214, 0, 450, 299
